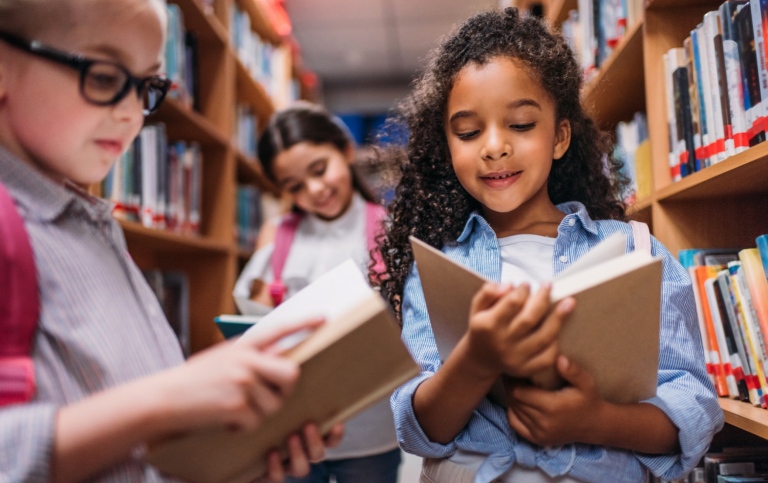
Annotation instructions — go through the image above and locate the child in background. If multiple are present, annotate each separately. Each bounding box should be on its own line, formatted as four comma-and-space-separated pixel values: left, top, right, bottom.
233, 102, 402, 483
377, 8, 723, 483
0, 1, 341, 481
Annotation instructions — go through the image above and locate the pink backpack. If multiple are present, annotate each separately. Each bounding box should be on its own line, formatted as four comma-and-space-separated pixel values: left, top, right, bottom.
0, 181, 38, 407
269, 202, 386, 306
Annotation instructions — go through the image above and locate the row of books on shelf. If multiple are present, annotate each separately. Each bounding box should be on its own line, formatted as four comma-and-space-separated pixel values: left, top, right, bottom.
229, 2, 299, 108
236, 185, 263, 252
165, 4, 199, 110
614, 111, 652, 204
560, 0, 643, 81
652, 446, 768, 482
143, 269, 190, 357
663, 0, 768, 182
679, 236, 768, 408
102, 124, 203, 235
235, 103, 259, 159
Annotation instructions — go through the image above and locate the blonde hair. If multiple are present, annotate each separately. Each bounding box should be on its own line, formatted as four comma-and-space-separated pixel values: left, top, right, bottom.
0, 0, 165, 41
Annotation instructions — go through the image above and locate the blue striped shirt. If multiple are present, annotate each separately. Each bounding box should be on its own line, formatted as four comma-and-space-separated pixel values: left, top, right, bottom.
391, 202, 724, 483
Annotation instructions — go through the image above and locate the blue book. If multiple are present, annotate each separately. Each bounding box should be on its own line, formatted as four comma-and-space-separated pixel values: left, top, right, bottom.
214, 314, 261, 339
757, 234, 768, 281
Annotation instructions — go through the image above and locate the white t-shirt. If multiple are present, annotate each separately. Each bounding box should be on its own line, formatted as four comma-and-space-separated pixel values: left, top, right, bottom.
498, 234, 556, 289
232, 193, 399, 460
452, 234, 583, 483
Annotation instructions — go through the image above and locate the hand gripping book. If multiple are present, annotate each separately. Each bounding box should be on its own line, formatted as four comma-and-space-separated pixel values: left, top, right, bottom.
410, 232, 662, 406
148, 260, 419, 483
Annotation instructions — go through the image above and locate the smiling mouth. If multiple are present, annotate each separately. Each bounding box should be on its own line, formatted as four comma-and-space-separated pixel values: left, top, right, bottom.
483, 171, 522, 180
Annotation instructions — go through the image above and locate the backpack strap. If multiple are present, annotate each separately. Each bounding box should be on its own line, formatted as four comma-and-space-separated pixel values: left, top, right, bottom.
629, 220, 652, 255
0, 182, 38, 407
365, 202, 386, 278
269, 212, 304, 306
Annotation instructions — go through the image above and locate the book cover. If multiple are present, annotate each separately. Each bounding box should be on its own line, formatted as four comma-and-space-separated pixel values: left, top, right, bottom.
410, 232, 662, 406
148, 261, 419, 482
214, 314, 262, 339
757, 235, 768, 280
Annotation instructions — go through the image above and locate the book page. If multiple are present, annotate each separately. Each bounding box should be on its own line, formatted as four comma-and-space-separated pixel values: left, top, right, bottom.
555, 232, 627, 279
237, 259, 373, 351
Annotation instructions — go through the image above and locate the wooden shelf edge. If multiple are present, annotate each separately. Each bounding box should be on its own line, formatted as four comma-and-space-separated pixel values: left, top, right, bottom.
646, 0, 721, 10
582, 20, 645, 125
238, 0, 282, 45
627, 195, 654, 215
233, 53, 276, 127
119, 219, 231, 253
235, 149, 279, 194
150, 98, 229, 147
654, 142, 768, 202
171, 0, 229, 47
720, 398, 768, 440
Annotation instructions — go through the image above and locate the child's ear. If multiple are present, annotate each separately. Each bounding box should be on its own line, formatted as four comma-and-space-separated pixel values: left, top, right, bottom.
553, 119, 571, 160
344, 144, 355, 165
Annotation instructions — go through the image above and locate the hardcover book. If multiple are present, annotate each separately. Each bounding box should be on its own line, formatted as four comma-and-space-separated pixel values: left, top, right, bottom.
410, 232, 662, 406
148, 260, 419, 483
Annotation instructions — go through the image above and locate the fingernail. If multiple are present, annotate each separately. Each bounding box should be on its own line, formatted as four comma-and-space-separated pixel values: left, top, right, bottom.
561, 298, 575, 311
560, 356, 569, 369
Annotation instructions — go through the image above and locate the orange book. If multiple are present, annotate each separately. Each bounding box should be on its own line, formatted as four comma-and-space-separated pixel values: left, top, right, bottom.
740, 249, 768, 351
693, 266, 730, 396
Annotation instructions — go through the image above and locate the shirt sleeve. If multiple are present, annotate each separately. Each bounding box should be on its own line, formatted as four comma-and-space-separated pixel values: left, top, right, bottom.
390, 264, 459, 459
634, 238, 724, 479
0, 402, 57, 481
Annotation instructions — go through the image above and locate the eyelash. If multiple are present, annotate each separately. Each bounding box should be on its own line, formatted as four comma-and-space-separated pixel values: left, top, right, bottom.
455, 123, 536, 140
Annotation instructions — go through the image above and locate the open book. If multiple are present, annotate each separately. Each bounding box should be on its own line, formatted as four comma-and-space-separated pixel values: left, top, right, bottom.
148, 260, 419, 483
410, 233, 662, 405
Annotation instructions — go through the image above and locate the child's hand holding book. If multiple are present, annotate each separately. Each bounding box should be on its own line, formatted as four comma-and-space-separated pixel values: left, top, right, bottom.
462, 282, 575, 381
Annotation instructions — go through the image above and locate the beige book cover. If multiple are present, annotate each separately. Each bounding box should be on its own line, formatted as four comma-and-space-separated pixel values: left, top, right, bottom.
148, 261, 419, 483
410, 234, 661, 406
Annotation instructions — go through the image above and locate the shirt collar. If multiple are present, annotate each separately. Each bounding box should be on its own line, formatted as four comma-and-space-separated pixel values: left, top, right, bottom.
0, 145, 114, 223
456, 200, 599, 243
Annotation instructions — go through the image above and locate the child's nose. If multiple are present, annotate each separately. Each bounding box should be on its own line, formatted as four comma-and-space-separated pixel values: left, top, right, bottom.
306, 178, 326, 196
482, 128, 511, 161
112, 90, 144, 125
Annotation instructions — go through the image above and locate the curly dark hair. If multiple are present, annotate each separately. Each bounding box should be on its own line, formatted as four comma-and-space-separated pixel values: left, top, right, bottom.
375, 7, 628, 319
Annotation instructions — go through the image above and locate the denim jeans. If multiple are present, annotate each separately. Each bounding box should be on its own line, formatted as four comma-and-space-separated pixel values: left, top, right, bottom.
286, 448, 402, 483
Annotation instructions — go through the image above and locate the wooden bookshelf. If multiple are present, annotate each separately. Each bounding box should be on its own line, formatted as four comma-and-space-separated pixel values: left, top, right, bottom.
101, 0, 294, 352
544, 0, 577, 27
582, 19, 645, 129
547, 0, 768, 444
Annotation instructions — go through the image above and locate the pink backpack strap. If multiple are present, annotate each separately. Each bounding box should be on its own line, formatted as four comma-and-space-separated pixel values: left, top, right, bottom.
0, 182, 38, 406
366, 202, 387, 278
629, 220, 652, 255
269, 212, 304, 306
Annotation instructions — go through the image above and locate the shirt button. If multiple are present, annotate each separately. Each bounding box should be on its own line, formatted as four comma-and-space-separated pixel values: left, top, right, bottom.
559, 255, 568, 263
568, 218, 576, 226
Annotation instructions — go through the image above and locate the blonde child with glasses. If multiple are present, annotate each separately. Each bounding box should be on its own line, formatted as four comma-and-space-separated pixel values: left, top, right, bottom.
0, 1, 341, 481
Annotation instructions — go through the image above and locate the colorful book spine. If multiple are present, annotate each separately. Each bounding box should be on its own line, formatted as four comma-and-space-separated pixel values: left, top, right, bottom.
694, 265, 731, 396
757, 234, 768, 280
740, 248, 768, 351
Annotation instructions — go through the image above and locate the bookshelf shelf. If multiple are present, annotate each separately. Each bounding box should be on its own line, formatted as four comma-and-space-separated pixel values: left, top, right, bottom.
150, 97, 229, 147
235, 149, 278, 193
720, 399, 768, 440
628, 195, 654, 215
654, 143, 768, 202
171, 0, 229, 46
234, 55, 276, 126
582, 19, 645, 129
120, 220, 231, 254
237, 0, 281, 45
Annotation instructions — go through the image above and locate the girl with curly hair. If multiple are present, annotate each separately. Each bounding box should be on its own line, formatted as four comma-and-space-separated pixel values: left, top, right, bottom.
378, 8, 722, 483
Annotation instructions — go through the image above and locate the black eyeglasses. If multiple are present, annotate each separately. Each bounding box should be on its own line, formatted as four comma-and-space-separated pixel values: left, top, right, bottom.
0, 31, 171, 115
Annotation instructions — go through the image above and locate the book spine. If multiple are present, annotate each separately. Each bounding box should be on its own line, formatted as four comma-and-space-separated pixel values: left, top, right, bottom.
695, 265, 731, 396
739, 249, 768, 353
757, 235, 768, 279
722, 270, 763, 405
715, 272, 751, 401
705, 278, 741, 398
729, 261, 768, 407
704, 12, 729, 162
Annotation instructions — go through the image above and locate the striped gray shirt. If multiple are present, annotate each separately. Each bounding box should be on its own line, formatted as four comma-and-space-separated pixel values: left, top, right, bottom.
0, 147, 185, 482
